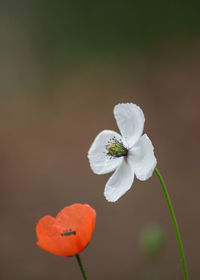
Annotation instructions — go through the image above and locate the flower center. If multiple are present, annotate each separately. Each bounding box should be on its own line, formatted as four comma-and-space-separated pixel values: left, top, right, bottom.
106, 138, 128, 158
61, 230, 76, 236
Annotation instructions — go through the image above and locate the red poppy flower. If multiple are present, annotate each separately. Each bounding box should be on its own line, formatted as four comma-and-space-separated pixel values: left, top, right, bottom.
36, 203, 96, 257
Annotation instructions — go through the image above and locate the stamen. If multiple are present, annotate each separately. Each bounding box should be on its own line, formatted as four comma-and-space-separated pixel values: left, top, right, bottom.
106, 138, 128, 158
61, 230, 76, 236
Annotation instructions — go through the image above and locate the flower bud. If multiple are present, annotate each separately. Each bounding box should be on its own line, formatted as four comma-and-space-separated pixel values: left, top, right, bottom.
139, 225, 166, 259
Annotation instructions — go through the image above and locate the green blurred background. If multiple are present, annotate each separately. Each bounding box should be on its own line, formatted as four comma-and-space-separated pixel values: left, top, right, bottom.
1, 1, 200, 279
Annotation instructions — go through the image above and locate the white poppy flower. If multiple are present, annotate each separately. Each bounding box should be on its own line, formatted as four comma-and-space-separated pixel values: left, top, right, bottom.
88, 103, 157, 202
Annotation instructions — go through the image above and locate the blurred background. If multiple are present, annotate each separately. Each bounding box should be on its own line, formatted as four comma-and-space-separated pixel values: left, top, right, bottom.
1, 0, 200, 279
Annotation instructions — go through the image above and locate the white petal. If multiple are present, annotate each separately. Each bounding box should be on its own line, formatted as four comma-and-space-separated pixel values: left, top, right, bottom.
114, 103, 145, 148
104, 160, 134, 202
88, 130, 123, 174
128, 134, 157, 181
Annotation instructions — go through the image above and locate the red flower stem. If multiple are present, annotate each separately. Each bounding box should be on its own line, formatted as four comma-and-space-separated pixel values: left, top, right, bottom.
75, 254, 88, 280
154, 168, 189, 280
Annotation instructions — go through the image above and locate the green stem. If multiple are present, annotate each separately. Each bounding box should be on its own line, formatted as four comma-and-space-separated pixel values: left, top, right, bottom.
75, 254, 88, 280
154, 168, 189, 280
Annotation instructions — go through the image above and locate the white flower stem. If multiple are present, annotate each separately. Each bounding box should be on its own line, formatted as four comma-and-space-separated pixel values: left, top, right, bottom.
154, 168, 189, 280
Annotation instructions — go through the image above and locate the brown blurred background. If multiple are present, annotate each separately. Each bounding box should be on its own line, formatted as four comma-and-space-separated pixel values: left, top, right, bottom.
0, 1, 200, 279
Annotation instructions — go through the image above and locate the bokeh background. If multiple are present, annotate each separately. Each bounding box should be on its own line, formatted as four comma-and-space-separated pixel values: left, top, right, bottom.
1, 1, 200, 279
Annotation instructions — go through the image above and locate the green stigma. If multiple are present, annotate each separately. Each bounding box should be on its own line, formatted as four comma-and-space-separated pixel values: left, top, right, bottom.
107, 140, 128, 158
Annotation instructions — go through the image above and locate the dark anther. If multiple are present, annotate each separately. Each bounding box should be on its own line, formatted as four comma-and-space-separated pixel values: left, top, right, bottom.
61, 230, 76, 236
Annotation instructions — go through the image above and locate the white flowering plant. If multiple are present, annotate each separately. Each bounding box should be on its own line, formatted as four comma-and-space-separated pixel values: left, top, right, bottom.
88, 102, 189, 280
